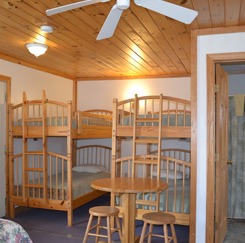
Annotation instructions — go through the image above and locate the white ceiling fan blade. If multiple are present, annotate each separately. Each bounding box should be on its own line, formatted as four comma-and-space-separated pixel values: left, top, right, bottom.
135, 0, 198, 24
96, 5, 123, 40
46, 0, 106, 16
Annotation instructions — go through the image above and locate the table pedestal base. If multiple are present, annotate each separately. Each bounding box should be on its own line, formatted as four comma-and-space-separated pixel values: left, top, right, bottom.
122, 193, 136, 243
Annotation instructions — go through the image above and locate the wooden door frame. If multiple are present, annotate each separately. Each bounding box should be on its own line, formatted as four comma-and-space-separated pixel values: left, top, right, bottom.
206, 52, 245, 242
0, 75, 11, 216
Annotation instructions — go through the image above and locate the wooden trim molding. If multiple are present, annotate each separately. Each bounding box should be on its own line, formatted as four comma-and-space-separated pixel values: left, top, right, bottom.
190, 30, 198, 243
206, 55, 216, 243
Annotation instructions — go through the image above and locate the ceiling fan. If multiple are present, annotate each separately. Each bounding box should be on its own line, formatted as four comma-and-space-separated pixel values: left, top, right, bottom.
46, 0, 198, 41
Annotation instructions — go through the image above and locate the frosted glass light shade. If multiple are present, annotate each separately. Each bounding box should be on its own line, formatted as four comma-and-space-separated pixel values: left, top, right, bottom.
26, 43, 48, 57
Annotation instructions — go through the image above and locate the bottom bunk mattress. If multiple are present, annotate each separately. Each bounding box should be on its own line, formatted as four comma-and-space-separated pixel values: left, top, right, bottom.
70, 170, 110, 198
14, 169, 110, 200
0, 218, 33, 243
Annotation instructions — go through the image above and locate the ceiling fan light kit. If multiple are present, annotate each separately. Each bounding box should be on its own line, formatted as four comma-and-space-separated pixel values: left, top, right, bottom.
40, 25, 54, 33
116, 0, 130, 9
46, 0, 198, 40
26, 43, 48, 58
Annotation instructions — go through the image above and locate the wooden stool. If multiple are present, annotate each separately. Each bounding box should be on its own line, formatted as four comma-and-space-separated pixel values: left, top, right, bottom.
83, 206, 122, 243
139, 212, 177, 243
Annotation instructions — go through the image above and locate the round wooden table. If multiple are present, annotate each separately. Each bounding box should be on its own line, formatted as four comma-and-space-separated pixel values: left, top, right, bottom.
91, 177, 168, 243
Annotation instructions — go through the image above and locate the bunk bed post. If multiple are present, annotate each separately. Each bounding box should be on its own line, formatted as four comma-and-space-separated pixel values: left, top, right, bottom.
157, 94, 163, 178
155, 94, 163, 211
111, 98, 118, 179
67, 101, 73, 226
111, 98, 118, 214
22, 92, 27, 202
42, 90, 48, 204
8, 104, 15, 218
132, 94, 138, 177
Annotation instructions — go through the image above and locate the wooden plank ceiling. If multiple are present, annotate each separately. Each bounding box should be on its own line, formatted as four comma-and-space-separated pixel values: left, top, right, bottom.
0, 0, 245, 80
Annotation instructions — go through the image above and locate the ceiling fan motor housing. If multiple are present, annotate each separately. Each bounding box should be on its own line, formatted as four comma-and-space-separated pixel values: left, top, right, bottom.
117, 0, 130, 10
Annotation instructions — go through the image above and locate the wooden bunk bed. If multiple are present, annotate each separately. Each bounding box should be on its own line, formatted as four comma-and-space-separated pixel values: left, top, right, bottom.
111, 94, 191, 225
8, 91, 113, 226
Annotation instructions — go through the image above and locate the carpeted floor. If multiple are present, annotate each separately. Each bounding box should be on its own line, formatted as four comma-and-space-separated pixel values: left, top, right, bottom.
224, 219, 245, 243
7, 194, 189, 242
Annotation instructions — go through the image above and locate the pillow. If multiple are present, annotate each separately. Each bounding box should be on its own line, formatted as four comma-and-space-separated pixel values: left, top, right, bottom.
72, 165, 104, 173
152, 169, 183, 179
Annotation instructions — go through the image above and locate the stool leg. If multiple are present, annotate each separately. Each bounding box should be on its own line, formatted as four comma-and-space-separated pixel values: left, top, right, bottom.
83, 215, 94, 243
163, 224, 169, 243
148, 224, 153, 243
139, 222, 148, 243
115, 215, 122, 240
106, 216, 112, 243
170, 223, 178, 243
95, 216, 101, 243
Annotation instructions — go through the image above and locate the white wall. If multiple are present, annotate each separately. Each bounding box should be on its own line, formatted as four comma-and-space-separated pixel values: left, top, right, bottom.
196, 31, 245, 243
0, 59, 73, 103
77, 77, 190, 110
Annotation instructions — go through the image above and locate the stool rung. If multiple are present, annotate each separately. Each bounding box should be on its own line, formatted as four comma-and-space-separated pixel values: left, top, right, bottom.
89, 224, 107, 231
88, 225, 120, 233
88, 232, 109, 238
145, 233, 175, 239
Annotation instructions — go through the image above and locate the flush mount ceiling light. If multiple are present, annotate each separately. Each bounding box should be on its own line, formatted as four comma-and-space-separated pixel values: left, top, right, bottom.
26, 43, 48, 58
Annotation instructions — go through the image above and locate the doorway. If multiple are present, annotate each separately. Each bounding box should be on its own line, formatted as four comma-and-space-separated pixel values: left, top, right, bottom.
206, 53, 245, 243
223, 65, 245, 242
0, 75, 11, 217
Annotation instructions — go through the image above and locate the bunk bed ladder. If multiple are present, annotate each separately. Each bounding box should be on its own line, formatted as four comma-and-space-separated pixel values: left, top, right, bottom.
22, 91, 48, 203
132, 94, 163, 211
132, 94, 163, 174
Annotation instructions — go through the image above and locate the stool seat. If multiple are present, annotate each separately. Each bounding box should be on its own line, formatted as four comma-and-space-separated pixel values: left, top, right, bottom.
140, 212, 177, 243
142, 212, 176, 225
89, 206, 120, 217
83, 206, 122, 243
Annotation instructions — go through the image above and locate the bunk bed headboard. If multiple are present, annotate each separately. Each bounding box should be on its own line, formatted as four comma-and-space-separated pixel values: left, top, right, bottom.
150, 148, 191, 162
75, 145, 111, 173
149, 148, 191, 178
113, 94, 191, 138
115, 95, 191, 126
83, 109, 113, 116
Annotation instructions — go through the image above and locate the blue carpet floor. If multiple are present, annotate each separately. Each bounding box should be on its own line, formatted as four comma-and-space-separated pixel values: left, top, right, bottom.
10, 194, 189, 242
